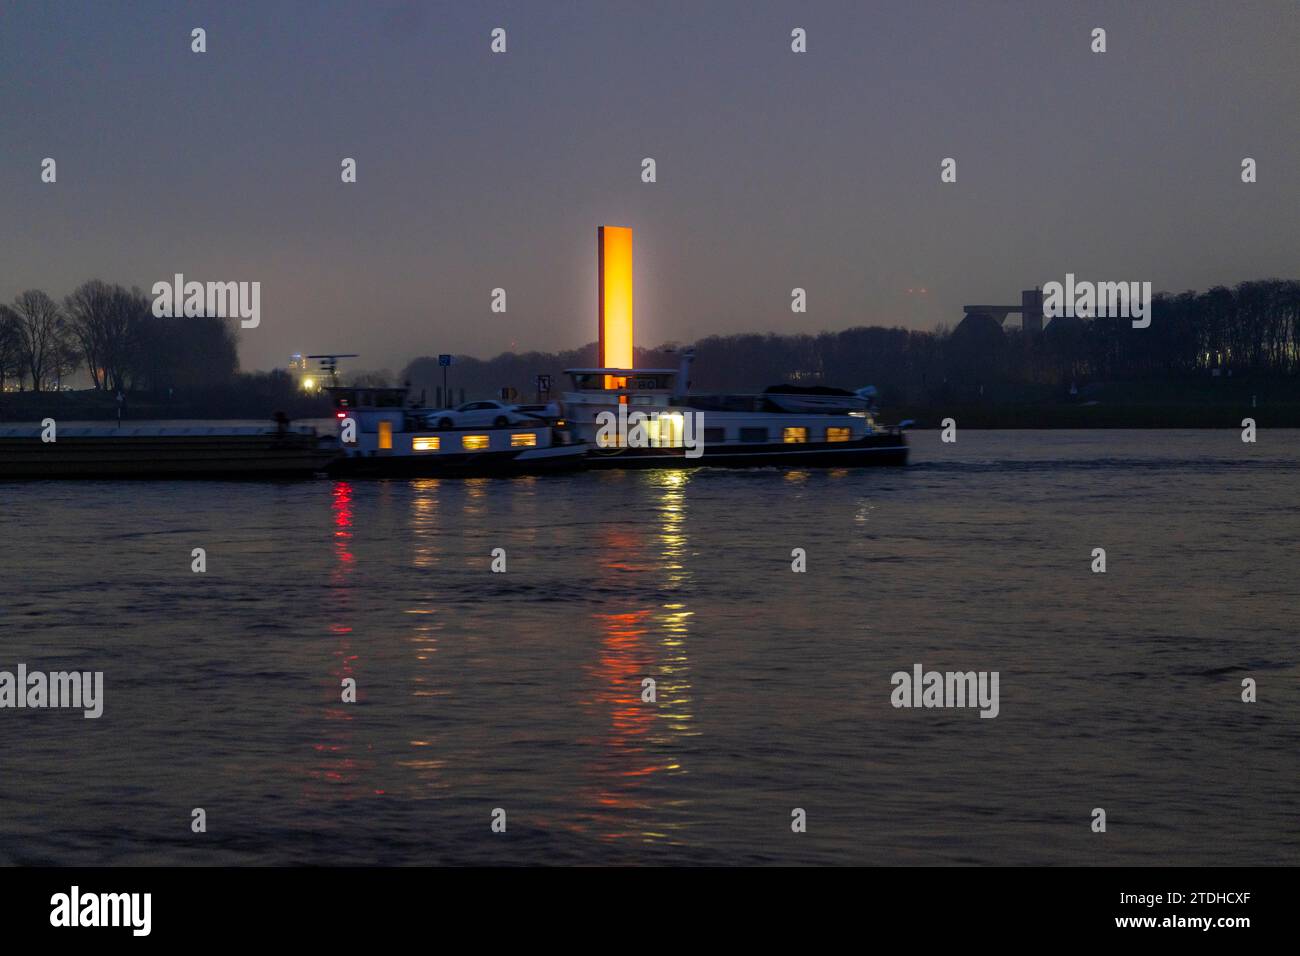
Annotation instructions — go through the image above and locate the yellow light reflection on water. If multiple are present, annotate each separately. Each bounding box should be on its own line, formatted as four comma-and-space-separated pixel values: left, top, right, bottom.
653, 472, 697, 744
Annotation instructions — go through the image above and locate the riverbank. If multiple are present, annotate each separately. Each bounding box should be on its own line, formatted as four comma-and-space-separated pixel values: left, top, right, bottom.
7, 381, 1300, 429
895, 377, 1300, 427
0, 388, 332, 423
893, 403, 1300, 428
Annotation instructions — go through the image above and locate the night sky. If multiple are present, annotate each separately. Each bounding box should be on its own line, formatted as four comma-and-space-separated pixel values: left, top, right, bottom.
3, 0, 1297, 373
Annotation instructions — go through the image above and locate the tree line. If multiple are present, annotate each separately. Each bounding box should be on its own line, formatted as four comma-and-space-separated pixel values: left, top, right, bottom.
0, 281, 238, 394
404, 279, 1300, 405
6, 276, 1294, 410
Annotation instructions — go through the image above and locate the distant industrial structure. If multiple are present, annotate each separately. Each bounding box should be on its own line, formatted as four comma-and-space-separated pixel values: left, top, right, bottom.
960, 288, 1046, 335
285, 352, 358, 393
287, 353, 312, 390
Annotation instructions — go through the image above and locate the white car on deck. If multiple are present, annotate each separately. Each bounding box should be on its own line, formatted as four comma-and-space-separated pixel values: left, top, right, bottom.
423, 400, 541, 429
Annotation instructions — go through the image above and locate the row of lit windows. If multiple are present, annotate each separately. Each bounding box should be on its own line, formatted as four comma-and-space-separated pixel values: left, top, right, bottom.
395, 424, 852, 451
721, 426, 854, 444
599, 425, 856, 447
409, 432, 538, 453
788, 426, 852, 443
769, 426, 852, 443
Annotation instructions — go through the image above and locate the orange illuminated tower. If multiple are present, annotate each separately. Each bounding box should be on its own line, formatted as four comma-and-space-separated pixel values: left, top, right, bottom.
598, 226, 634, 371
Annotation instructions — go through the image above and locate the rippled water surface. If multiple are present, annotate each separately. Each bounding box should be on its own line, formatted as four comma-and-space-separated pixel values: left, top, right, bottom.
1, 430, 1296, 865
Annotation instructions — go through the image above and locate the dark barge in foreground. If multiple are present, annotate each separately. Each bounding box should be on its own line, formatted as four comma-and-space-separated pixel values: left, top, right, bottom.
0, 422, 337, 479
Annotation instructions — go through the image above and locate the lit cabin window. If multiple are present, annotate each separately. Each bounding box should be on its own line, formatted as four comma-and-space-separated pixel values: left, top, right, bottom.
462, 434, 491, 451
378, 420, 393, 450
783, 427, 808, 444
826, 426, 852, 442
650, 412, 684, 447
510, 432, 538, 447
412, 436, 441, 452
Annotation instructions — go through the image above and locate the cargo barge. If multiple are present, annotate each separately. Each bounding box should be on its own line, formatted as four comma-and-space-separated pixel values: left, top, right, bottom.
0, 421, 337, 479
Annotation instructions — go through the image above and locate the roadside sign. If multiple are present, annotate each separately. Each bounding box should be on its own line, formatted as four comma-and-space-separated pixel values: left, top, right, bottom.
439, 354, 453, 367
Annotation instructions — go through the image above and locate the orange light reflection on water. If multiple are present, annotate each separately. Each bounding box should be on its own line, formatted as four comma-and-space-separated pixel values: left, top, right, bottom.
575, 473, 698, 845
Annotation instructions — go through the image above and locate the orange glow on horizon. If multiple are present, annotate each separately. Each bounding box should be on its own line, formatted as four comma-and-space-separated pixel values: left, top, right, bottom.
599, 226, 633, 373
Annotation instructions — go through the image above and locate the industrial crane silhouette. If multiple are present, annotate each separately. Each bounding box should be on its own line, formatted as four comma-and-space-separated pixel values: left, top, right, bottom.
306, 354, 359, 387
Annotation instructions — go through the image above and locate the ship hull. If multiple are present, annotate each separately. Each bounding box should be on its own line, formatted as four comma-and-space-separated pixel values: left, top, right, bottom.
327, 442, 588, 478
584, 432, 908, 468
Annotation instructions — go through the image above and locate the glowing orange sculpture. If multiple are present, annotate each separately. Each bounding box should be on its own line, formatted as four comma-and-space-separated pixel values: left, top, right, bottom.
598, 226, 634, 373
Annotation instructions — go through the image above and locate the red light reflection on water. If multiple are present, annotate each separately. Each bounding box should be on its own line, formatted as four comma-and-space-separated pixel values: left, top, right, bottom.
304, 481, 373, 797
331, 480, 355, 565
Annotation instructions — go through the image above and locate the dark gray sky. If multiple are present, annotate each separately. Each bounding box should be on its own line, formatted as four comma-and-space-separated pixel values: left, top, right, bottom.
3, 0, 1297, 373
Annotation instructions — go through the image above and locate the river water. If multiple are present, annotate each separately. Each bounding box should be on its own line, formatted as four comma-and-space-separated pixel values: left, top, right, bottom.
1, 430, 1295, 865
